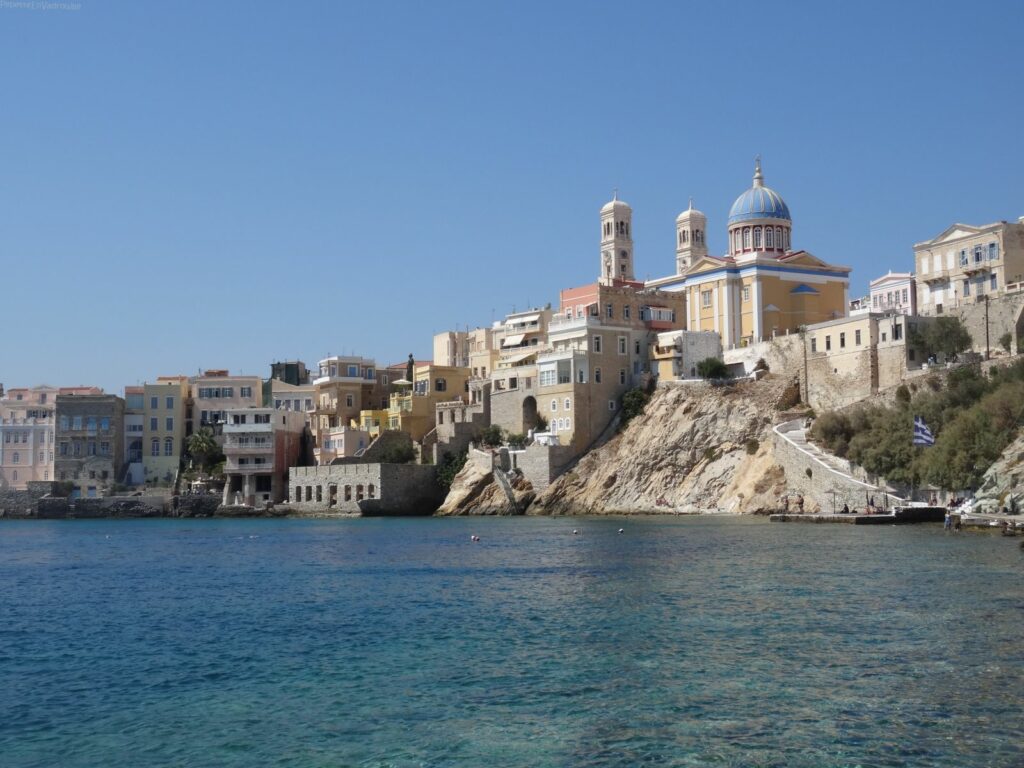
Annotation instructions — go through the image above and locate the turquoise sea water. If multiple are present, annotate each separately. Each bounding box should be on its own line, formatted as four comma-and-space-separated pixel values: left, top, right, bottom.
1, 516, 1022, 767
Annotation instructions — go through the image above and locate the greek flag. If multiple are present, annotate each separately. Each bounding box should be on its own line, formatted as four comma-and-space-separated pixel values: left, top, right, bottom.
913, 416, 935, 446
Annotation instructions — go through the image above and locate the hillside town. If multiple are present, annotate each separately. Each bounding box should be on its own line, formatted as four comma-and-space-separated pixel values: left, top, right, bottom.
3, 160, 1023, 517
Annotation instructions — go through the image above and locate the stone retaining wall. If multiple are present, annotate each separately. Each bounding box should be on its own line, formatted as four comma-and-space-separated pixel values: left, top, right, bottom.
289, 463, 442, 515
771, 422, 892, 514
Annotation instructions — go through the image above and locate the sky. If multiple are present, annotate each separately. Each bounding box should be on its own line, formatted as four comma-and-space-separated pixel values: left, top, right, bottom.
1, 0, 1022, 393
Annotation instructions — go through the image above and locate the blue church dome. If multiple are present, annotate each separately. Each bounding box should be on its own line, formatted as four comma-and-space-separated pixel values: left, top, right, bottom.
728, 159, 791, 225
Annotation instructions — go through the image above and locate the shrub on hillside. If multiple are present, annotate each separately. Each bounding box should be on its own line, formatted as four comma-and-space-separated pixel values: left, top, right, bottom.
697, 357, 730, 380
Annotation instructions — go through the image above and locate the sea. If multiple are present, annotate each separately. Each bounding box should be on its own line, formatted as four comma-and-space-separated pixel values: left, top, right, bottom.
1, 516, 1021, 767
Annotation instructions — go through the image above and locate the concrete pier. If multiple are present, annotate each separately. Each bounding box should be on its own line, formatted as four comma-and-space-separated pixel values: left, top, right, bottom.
770, 507, 945, 525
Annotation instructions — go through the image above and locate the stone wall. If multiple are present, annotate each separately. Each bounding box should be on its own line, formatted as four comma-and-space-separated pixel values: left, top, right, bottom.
771, 421, 897, 513
0, 481, 56, 517
949, 291, 1024, 354
724, 333, 804, 377
288, 462, 442, 515
512, 443, 577, 491
489, 388, 534, 435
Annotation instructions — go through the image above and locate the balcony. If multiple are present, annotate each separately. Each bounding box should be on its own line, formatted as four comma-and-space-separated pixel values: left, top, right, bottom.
224, 443, 273, 454
222, 420, 273, 433
225, 459, 273, 474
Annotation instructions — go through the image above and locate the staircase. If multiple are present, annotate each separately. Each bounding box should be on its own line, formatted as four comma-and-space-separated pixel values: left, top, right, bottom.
492, 468, 520, 514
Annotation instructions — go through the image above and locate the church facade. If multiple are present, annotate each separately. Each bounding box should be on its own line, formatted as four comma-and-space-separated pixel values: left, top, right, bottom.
647, 160, 851, 348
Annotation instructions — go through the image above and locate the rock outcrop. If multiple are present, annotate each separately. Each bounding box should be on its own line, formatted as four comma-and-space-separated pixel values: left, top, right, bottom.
435, 460, 536, 515
531, 377, 789, 515
973, 432, 1024, 513
437, 376, 791, 516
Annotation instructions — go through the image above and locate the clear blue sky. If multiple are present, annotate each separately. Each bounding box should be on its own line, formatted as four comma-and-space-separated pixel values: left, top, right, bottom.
2, 0, 1022, 393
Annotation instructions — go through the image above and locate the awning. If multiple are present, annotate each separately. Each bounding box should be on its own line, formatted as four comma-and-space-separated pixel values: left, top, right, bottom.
507, 313, 540, 326
502, 349, 538, 365
502, 333, 526, 347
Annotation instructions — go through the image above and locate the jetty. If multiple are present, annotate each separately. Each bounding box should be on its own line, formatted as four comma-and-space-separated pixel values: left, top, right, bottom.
770, 507, 946, 524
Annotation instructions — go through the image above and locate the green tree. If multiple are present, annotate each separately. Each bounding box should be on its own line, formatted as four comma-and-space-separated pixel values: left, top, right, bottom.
186, 427, 224, 473
911, 316, 973, 361
478, 425, 503, 447
437, 450, 468, 490
696, 357, 731, 380
621, 388, 651, 424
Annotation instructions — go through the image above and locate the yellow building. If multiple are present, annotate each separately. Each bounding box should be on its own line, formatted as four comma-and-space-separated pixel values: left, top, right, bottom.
387, 363, 470, 442
648, 159, 851, 347
142, 376, 189, 484
355, 409, 389, 439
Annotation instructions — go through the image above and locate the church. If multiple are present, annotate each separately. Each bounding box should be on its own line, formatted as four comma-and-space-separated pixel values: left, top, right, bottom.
645, 159, 851, 348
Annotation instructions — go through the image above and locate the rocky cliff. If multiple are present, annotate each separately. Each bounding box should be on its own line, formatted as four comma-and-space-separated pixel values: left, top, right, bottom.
438, 376, 791, 516
973, 431, 1024, 513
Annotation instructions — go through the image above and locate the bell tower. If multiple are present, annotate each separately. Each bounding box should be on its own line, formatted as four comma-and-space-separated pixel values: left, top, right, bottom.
599, 192, 634, 285
675, 198, 707, 274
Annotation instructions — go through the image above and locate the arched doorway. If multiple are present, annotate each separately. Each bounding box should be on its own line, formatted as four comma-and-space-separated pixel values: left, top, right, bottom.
521, 396, 538, 433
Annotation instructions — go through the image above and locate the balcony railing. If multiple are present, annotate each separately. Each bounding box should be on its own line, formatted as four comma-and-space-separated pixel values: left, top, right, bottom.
225, 460, 273, 473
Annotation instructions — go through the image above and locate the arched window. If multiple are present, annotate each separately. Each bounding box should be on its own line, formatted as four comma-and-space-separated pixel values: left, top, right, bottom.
151, 439, 159, 456
368, 484, 375, 498
564, 398, 571, 410
783, 229, 790, 250
743, 228, 751, 249
12, 470, 17, 482
765, 227, 774, 248
565, 418, 571, 430
733, 230, 741, 253
550, 399, 558, 412
164, 437, 173, 456
753, 227, 762, 248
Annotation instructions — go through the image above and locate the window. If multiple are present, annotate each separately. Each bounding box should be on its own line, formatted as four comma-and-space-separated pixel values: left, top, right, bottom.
240, 386, 252, 399
606, 303, 613, 318
72, 416, 82, 430
991, 273, 998, 291
623, 305, 631, 320
743, 228, 750, 249
60, 442, 69, 456
60, 416, 68, 431
618, 336, 627, 355
564, 398, 571, 411
100, 442, 110, 455
733, 230, 742, 252
348, 365, 359, 377
87, 441, 96, 456
539, 370, 557, 387
150, 397, 158, 410
164, 438, 173, 456
346, 394, 355, 408
765, 228, 774, 248
872, 295, 879, 307
608, 400, 617, 411
855, 329, 862, 346
635, 340, 641, 355
150, 417, 158, 431
100, 417, 109, 432
619, 369, 626, 385
165, 417, 173, 431
595, 368, 602, 383
701, 290, 712, 308
840, 332, 846, 349
963, 279, 970, 297
743, 286, 750, 302
825, 336, 832, 352
166, 396, 174, 409
254, 414, 271, 424
988, 242, 998, 260
550, 399, 558, 412
592, 335, 602, 353
902, 289, 908, 304
151, 439, 160, 456
973, 245, 983, 264
959, 249, 968, 267
11, 452, 18, 464
753, 227, 762, 248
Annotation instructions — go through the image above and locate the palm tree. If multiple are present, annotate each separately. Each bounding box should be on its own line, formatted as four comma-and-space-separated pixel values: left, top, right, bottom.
186, 426, 222, 473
